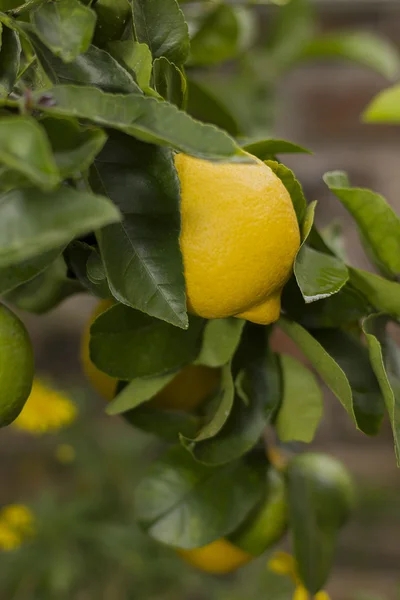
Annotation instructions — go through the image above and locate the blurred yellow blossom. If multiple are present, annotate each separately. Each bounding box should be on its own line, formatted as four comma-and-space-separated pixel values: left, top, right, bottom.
268, 552, 331, 600
12, 379, 77, 434
0, 504, 35, 551
55, 443, 76, 464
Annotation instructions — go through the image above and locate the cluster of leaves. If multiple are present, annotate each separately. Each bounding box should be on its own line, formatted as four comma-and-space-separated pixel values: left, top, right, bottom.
1, 0, 400, 595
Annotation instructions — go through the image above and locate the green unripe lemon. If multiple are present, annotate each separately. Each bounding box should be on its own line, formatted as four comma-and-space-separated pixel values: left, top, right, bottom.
0, 303, 34, 427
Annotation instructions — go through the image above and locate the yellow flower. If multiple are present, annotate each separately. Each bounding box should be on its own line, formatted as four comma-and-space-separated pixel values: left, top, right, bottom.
268, 552, 331, 600
12, 379, 77, 434
0, 504, 35, 551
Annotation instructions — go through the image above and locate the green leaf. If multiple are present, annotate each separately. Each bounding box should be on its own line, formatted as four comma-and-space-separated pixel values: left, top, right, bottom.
0, 247, 64, 295
107, 373, 176, 415
89, 303, 204, 379
65, 241, 112, 299
132, 0, 189, 65
40, 116, 107, 178
0, 186, 120, 267
269, 0, 315, 71
31, 0, 96, 63
93, 132, 187, 328
32, 85, 246, 161
196, 318, 245, 368
153, 56, 186, 108
134, 445, 263, 549
301, 32, 400, 80
363, 83, 400, 123
363, 314, 400, 466
124, 404, 201, 441
0, 116, 60, 190
276, 354, 323, 443
349, 267, 400, 318
108, 40, 152, 89
185, 77, 239, 137
6, 255, 81, 314
189, 4, 240, 66
312, 329, 385, 436
93, 0, 131, 47
27, 30, 140, 94
265, 160, 306, 225
324, 171, 400, 279
243, 139, 312, 160
0, 25, 20, 97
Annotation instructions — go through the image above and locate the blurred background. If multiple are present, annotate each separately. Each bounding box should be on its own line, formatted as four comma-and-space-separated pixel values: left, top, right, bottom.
2, 0, 400, 598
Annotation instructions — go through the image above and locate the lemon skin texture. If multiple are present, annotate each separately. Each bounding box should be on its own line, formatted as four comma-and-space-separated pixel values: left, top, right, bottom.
0, 303, 34, 427
82, 301, 220, 410
178, 538, 252, 574
174, 153, 300, 325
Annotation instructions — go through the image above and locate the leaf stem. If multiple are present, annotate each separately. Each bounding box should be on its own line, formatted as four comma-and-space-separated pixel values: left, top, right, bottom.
9, 0, 46, 17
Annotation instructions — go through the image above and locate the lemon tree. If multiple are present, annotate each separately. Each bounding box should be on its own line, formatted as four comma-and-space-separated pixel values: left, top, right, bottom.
1, 0, 400, 596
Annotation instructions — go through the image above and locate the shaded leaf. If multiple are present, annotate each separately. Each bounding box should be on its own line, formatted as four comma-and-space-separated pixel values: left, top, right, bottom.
93, 132, 187, 328
31, 0, 96, 62
153, 56, 186, 108
0, 187, 120, 267
93, 0, 131, 47
134, 445, 263, 548
363, 83, 400, 123
132, 0, 189, 65
243, 139, 312, 160
186, 77, 239, 137
89, 303, 204, 379
124, 404, 201, 441
265, 160, 306, 225
65, 241, 112, 299
0, 25, 20, 97
349, 267, 400, 318
32, 85, 246, 161
269, 0, 315, 71
0, 247, 64, 295
276, 354, 323, 443
196, 318, 245, 368
189, 4, 240, 66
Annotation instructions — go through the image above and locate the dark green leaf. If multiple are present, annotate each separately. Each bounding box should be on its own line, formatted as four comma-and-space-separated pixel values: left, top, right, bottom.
265, 160, 306, 225
312, 329, 384, 435
124, 404, 201, 441
40, 116, 107, 178
132, 0, 189, 65
0, 186, 120, 267
65, 241, 112, 298
189, 4, 240, 66
93, 132, 187, 328
134, 445, 263, 548
32, 85, 247, 161
108, 40, 152, 89
153, 56, 186, 108
186, 77, 239, 137
363, 314, 400, 466
31, 0, 96, 62
276, 353, 322, 443
6, 255, 81, 313
89, 303, 204, 379
93, 0, 131, 47
0, 247, 64, 295
0, 25, 20, 96
196, 318, 245, 368
363, 83, 400, 123
349, 267, 400, 318
243, 139, 312, 160
0, 116, 60, 190
107, 373, 176, 415
324, 171, 400, 279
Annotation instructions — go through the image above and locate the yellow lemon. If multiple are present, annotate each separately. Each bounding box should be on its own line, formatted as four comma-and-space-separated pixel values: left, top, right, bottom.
175, 153, 300, 325
178, 538, 252, 574
81, 300, 220, 409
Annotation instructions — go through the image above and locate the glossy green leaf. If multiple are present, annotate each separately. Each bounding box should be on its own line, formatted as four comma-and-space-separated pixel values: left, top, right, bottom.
93, 0, 131, 47
324, 171, 400, 279
363, 315, 400, 466
6, 255, 81, 314
364, 83, 400, 123
153, 57, 186, 108
0, 187, 120, 267
132, 0, 189, 65
312, 329, 384, 436
40, 116, 107, 178
276, 354, 323, 443
0, 116, 60, 190
108, 40, 152, 89
349, 267, 400, 318
32, 85, 246, 161
243, 139, 312, 160
0, 247, 64, 295
93, 132, 187, 328
186, 78, 239, 137
31, 0, 96, 62
0, 25, 20, 97
124, 404, 201, 441
90, 303, 204, 379
189, 4, 240, 66
107, 373, 176, 416
196, 318, 245, 368
134, 445, 263, 549
301, 32, 400, 80
65, 241, 112, 299
265, 160, 306, 225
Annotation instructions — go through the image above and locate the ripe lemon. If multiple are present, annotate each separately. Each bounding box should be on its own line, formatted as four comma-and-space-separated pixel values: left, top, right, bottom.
0, 303, 34, 427
81, 300, 220, 409
175, 153, 300, 325
178, 538, 252, 574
